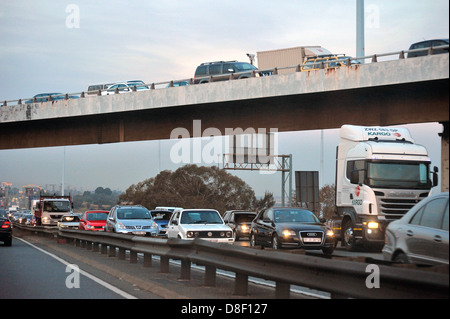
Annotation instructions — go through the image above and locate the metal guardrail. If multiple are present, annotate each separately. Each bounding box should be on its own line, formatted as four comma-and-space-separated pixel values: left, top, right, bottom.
14, 223, 449, 299
2, 45, 448, 107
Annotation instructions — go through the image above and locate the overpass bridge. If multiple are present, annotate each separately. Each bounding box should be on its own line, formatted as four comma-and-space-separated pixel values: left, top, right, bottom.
0, 53, 449, 189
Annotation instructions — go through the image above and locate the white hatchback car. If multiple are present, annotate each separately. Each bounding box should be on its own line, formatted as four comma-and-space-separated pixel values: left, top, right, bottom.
167, 209, 234, 244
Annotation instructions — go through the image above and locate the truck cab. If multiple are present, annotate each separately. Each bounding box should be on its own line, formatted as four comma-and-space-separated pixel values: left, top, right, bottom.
33, 195, 73, 226
332, 125, 438, 250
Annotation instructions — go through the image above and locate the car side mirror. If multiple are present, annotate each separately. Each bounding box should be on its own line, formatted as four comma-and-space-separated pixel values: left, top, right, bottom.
172, 220, 178, 225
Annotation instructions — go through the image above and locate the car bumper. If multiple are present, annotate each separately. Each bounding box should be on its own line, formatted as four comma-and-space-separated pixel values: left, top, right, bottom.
116, 229, 158, 236
381, 245, 394, 261
183, 237, 235, 244
236, 229, 251, 237
279, 236, 336, 249
0, 230, 12, 240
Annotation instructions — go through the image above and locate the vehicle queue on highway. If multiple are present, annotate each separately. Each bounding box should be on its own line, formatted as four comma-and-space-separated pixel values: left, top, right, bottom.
4, 191, 448, 267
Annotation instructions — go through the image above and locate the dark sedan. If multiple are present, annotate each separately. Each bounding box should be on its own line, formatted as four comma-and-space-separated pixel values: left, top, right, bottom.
0, 209, 12, 246
250, 207, 336, 255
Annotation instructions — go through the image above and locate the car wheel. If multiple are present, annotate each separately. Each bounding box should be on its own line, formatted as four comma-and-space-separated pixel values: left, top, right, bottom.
272, 234, 281, 249
393, 252, 409, 264
342, 219, 357, 251
322, 247, 334, 256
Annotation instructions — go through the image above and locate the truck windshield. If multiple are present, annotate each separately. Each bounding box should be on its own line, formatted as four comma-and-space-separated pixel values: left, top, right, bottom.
366, 161, 431, 189
44, 200, 71, 212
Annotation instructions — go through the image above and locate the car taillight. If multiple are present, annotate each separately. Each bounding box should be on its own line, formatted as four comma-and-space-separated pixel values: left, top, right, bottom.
1, 221, 11, 228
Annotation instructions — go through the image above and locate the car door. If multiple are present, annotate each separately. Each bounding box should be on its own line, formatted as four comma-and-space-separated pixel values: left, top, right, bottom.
167, 211, 180, 238
106, 208, 115, 232
407, 197, 449, 264
255, 209, 275, 245
79, 212, 86, 230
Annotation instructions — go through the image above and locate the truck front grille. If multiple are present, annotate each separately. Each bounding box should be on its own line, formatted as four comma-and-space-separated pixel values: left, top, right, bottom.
377, 193, 429, 221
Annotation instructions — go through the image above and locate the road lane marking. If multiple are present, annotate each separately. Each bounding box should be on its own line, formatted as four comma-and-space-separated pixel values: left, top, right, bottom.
16, 237, 137, 299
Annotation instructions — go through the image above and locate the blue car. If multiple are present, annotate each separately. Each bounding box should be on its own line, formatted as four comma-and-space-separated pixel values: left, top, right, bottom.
150, 210, 173, 237
25, 93, 79, 104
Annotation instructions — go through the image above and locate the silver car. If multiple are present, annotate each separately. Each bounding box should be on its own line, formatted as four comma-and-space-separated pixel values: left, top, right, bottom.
106, 205, 158, 236
383, 192, 449, 266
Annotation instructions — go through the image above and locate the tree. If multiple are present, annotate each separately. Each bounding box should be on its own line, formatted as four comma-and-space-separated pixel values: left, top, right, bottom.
319, 184, 336, 219
254, 191, 276, 211
120, 164, 269, 213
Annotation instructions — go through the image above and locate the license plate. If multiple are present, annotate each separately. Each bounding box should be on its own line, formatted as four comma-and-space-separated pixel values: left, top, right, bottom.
132, 231, 146, 235
303, 238, 321, 243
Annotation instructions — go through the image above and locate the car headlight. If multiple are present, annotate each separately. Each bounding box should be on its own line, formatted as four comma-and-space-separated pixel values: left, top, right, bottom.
187, 231, 199, 238
151, 221, 158, 229
240, 225, 249, 231
282, 230, 296, 237
117, 223, 126, 230
365, 221, 379, 229
86, 225, 94, 229
326, 230, 334, 237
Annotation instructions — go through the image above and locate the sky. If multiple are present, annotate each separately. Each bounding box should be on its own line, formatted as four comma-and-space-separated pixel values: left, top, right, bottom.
0, 1, 448, 199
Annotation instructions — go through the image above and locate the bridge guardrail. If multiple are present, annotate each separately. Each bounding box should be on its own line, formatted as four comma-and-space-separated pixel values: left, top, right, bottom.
2, 45, 448, 107
13, 222, 449, 299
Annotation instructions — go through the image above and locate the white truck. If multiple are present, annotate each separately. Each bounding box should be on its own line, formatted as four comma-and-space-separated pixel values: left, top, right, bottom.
329, 125, 438, 250
32, 195, 74, 226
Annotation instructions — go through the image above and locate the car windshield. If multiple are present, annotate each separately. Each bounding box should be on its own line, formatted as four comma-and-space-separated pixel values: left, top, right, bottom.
235, 213, 256, 223
273, 209, 319, 223
151, 211, 172, 220
86, 213, 108, 221
117, 208, 151, 219
0, 210, 8, 218
44, 200, 71, 212
180, 210, 223, 224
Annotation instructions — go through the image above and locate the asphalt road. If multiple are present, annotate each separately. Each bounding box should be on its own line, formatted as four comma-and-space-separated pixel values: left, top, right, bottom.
0, 237, 142, 299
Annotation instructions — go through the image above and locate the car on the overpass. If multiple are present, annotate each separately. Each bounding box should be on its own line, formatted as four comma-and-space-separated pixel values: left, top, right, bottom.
407, 39, 449, 58
24, 93, 79, 104
383, 192, 449, 266
194, 60, 259, 84
0, 209, 12, 246
102, 81, 149, 95
167, 209, 234, 244
79, 210, 109, 231
250, 207, 336, 255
